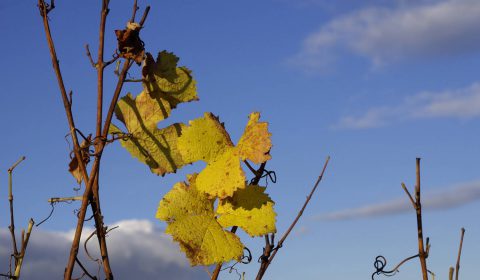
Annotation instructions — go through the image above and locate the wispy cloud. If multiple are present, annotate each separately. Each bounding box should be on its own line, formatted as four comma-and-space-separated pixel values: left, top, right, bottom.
334, 82, 480, 129
0, 219, 204, 280
315, 180, 480, 221
293, 0, 480, 70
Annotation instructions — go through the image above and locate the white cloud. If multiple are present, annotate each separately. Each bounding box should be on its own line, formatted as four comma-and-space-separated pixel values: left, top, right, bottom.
315, 180, 480, 221
294, 0, 480, 69
0, 219, 205, 280
334, 82, 480, 129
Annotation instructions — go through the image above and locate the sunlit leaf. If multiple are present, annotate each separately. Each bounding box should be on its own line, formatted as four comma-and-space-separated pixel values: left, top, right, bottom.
237, 112, 272, 164
195, 147, 245, 199
157, 175, 244, 265
217, 185, 276, 237
177, 112, 234, 163
156, 174, 213, 221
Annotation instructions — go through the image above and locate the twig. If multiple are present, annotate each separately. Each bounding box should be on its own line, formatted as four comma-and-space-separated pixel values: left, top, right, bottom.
449, 267, 454, 280
48, 196, 83, 203
38, 0, 136, 278
75, 257, 97, 280
85, 44, 96, 68
104, 54, 119, 68
84, 230, 100, 262
414, 158, 429, 280
401, 183, 415, 208
13, 219, 35, 279
130, 0, 138, 22
8, 156, 25, 263
8, 156, 26, 173
38, 0, 90, 187
455, 228, 465, 280
124, 78, 143, 83
255, 156, 330, 280
372, 254, 420, 279
139, 6, 151, 27
244, 160, 258, 176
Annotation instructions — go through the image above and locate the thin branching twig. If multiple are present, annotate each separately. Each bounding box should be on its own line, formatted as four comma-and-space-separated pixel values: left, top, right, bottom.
455, 228, 465, 280
37, 0, 151, 279
372, 158, 431, 280
5, 156, 34, 280
255, 156, 330, 280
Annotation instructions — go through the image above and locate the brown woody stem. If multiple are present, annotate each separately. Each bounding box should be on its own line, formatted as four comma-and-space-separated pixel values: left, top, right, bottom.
414, 158, 429, 280
455, 228, 465, 280
8, 156, 25, 263
255, 156, 330, 280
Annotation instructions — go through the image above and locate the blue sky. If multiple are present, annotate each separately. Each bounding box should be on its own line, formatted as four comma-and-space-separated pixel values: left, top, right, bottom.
2, 0, 480, 279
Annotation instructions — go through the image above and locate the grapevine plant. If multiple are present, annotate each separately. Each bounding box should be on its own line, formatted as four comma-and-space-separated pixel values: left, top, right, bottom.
37, 1, 329, 279
109, 49, 277, 265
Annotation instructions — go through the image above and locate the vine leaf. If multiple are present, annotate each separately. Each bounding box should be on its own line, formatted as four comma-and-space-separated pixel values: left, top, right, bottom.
177, 113, 234, 163
217, 185, 276, 237
115, 91, 172, 131
237, 112, 272, 164
177, 112, 272, 199
68, 136, 91, 184
156, 175, 244, 265
142, 51, 198, 108
111, 51, 198, 175
195, 147, 244, 199
109, 123, 187, 176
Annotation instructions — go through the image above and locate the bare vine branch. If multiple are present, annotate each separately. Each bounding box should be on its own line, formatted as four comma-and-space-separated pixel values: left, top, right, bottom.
7, 156, 25, 264
455, 228, 465, 280
255, 156, 330, 280
414, 158, 429, 280
37, 0, 147, 278
5, 156, 34, 280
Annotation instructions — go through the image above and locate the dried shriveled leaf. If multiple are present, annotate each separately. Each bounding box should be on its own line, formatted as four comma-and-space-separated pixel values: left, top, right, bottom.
237, 112, 272, 164
68, 137, 91, 184
115, 22, 145, 64
217, 185, 276, 237
68, 156, 83, 184
157, 175, 244, 266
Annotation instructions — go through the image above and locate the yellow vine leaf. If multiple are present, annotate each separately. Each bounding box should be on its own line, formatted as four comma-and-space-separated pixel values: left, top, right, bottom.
111, 51, 199, 175
157, 175, 244, 266
115, 92, 172, 131
156, 174, 213, 221
142, 51, 199, 108
217, 185, 276, 237
237, 112, 272, 164
177, 112, 234, 163
177, 112, 272, 199
109, 123, 187, 176
195, 147, 245, 199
